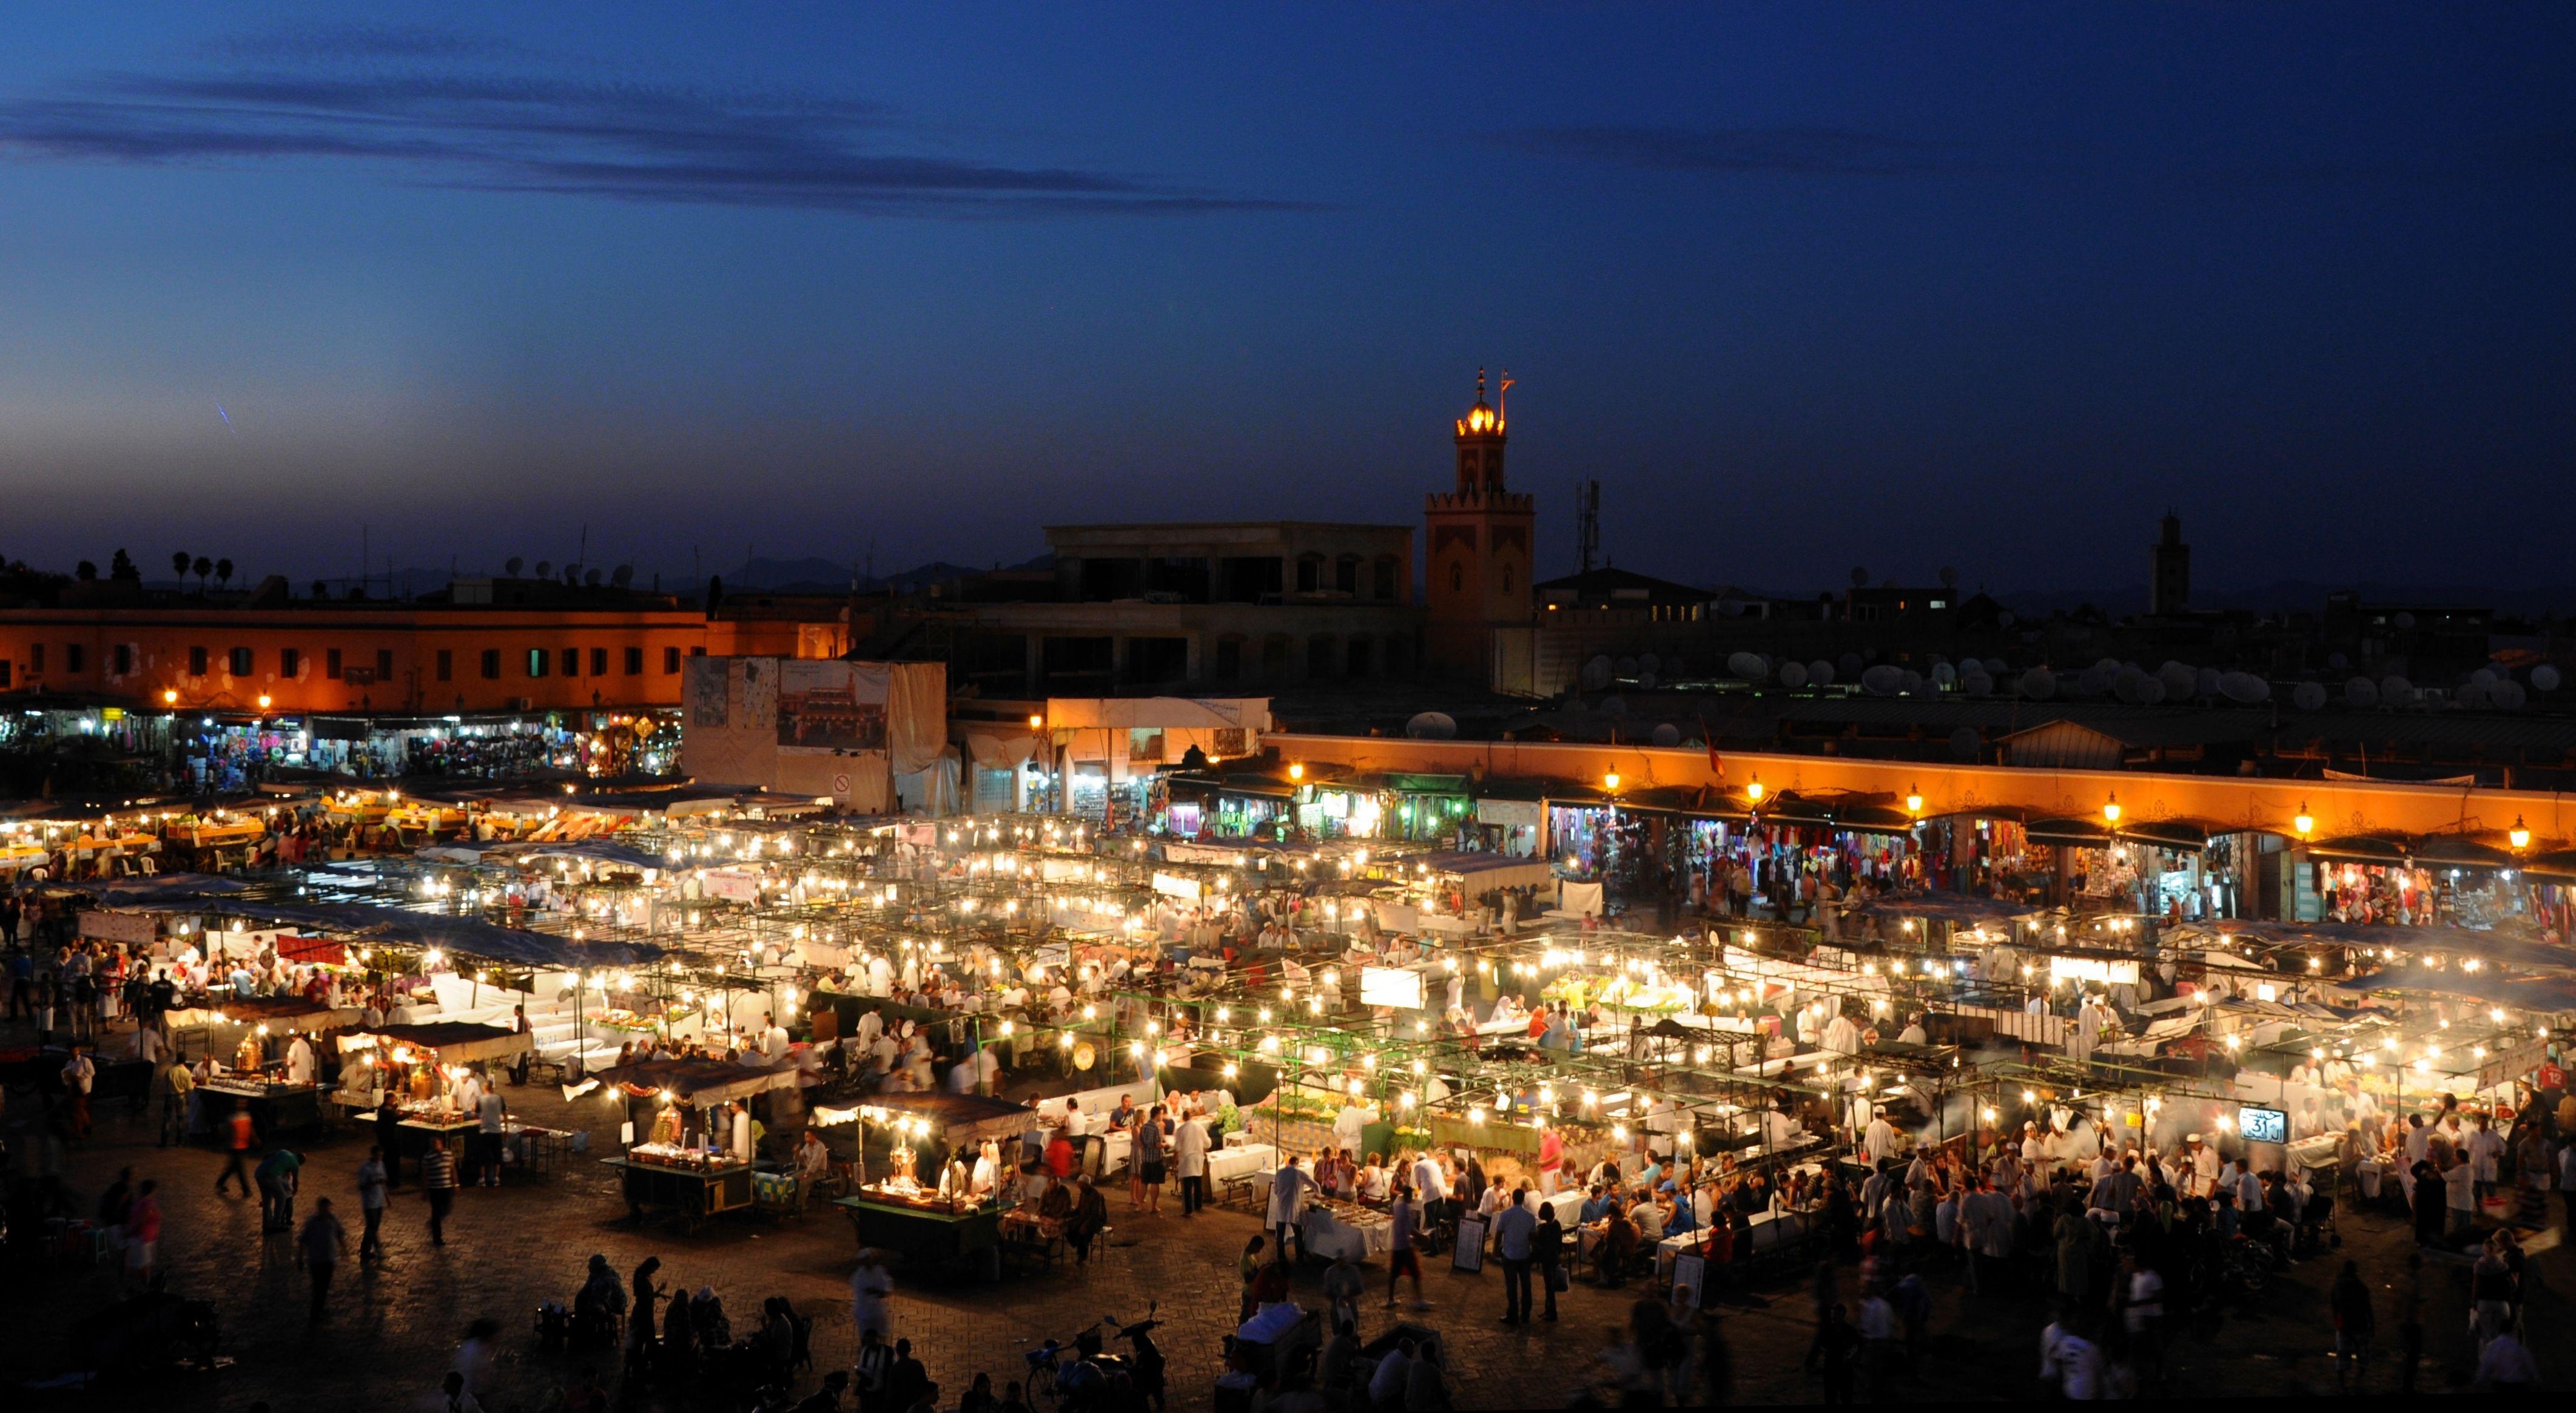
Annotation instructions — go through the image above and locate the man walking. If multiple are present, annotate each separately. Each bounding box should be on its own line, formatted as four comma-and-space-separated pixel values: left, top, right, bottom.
299, 1197, 348, 1320
356, 1145, 389, 1261
422, 1136, 459, 1246
216, 1101, 257, 1196
1492, 1182, 1538, 1326
1174, 1105, 1209, 1218
257, 1146, 305, 1232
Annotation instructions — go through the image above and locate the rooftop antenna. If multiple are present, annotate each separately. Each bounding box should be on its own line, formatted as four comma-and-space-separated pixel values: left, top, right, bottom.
1497, 369, 1514, 422
1575, 479, 1601, 576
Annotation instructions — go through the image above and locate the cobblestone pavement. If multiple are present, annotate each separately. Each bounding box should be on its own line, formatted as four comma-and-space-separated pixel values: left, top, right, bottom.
6, 1045, 2570, 1408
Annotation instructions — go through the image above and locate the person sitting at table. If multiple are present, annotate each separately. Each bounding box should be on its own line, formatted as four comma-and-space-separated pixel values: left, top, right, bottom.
1598, 1203, 1638, 1287
1579, 1182, 1615, 1224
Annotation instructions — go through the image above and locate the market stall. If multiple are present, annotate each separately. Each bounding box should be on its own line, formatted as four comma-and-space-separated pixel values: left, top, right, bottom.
594, 1057, 801, 1229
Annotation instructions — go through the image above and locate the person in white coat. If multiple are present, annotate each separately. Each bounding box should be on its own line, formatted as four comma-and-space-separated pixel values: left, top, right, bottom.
284, 1033, 317, 1085
2465, 1115, 2506, 1201
1268, 1156, 1320, 1263
1174, 1109, 1211, 1216
1863, 1108, 1901, 1164
1821, 1008, 1863, 1056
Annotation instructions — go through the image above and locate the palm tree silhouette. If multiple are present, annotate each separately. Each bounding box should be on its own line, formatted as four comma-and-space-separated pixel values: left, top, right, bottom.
172, 551, 190, 584
215, 558, 234, 590
192, 556, 212, 590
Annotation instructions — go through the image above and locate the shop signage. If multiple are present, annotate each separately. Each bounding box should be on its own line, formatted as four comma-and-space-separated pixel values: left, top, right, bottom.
2477, 1038, 2551, 1091
1359, 965, 1425, 1010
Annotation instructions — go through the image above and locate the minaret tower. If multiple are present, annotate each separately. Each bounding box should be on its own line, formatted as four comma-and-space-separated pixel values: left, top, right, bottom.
1424, 368, 1536, 687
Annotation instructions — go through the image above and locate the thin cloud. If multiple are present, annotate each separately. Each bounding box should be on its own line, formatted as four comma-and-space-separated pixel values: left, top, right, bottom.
1501, 125, 1952, 178
0, 34, 1288, 217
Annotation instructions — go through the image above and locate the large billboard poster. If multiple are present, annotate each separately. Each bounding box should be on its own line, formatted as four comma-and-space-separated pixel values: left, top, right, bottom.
776, 660, 892, 753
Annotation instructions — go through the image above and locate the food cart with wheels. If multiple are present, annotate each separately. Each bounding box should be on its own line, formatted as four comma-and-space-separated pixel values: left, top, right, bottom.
592, 1057, 801, 1231
332, 1022, 538, 1175
821, 1090, 1035, 1280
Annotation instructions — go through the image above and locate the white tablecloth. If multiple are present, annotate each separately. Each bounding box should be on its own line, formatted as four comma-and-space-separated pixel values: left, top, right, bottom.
1302, 1206, 1393, 1261
1207, 1144, 1276, 1187
1540, 1189, 1584, 1226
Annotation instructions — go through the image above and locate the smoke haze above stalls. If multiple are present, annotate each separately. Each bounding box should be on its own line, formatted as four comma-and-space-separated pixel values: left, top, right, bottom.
0, 5, 2569, 596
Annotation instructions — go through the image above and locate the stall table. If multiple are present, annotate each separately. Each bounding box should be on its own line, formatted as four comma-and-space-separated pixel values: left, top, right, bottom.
197, 1079, 323, 1142
350, 1108, 482, 1180
604, 1147, 756, 1229
1206, 1142, 1277, 1201
833, 1192, 1002, 1275
1300, 1202, 1393, 1262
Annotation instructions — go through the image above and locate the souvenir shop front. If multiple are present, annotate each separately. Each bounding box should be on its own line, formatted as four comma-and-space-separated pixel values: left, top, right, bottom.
2026, 818, 2210, 919
2304, 835, 2529, 929
1290, 777, 1387, 840
1914, 814, 2041, 899
1384, 774, 1476, 846
1154, 771, 1293, 840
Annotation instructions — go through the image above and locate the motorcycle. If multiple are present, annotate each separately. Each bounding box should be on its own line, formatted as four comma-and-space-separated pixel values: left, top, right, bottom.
1108, 1303, 1167, 1413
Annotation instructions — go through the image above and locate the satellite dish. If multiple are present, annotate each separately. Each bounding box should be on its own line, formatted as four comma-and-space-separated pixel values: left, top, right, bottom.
2219, 672, 2269, 704
1615, 656, 1639, 679
2113, 668, 2147, 703
2472, 667, 2498, 688
2196, 667, 2222, 700
2380, 675, 2412, 703
1636, 670, 1658, 690
2136, 677, 2167, 706
1638, 653, 1661, 674
1931, 662, 1958, 688
1961, 670, 1993, 698
1581, 656, 1613, 691
2292, 681, 2327, 711
1982, 658, 2006, 675
1808, 660, 1835, 687
2393, 612, 2416, 629
2456, 680, 2489, 709
2492, 681, 2527, 710
584, 568, 602, 587
1727, 652, 1768, 682
1404, 712, 1458, 740
1899, 670, 1924, 695
2536, 665, 2563, 692
611, 565, 634, 587
1778, 661, 1809, 689
2344, 676, 2378, 707
1601, 696, 1629, 718
1851, 566, 1871, 587
534, 560, 552, 578
2020, 667, 2056, 700
1861, 664, 1904, 696
1838, 653, 1863, 679
2077, 665, 2114, 697
1949, 726, 1982, 760
505, 556, 524, 576
1650, 723, 1681, 747
2157, 662, 2198, 700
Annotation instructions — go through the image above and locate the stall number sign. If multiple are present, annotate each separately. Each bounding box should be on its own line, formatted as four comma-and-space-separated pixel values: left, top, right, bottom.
2048, 956, 2141, 985
2477, 1038, 2551, 1093
1360, 966, 1425, 1010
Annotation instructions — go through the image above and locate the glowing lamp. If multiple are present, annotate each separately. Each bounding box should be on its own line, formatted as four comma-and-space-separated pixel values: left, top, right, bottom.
1602, 772, 1620, 792
1288, 763, 1305, 781
2292, 804, 2314, 837
1905, 786, 1923, 815
2101, 795, 2120, 825
2510, 815, 2531, 851
1744, 780, 1765, 804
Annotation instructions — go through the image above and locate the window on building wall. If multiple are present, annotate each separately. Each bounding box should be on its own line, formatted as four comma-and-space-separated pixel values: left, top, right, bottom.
1449, 564, 1464, 592
30, 644, 44, 674
1336, 556, 1359, 594
189, 646, 207, 676
65, 644, 84, 673
664, 646, 682, 674
625, 646, 644, 675
326, 649, 343, 680
377, 649, 393, 681
1345, 637, 1372, 678
228, 647, 253, 676
1213, 636, 1242, 681
0, 662, 10, 687
435, 649, 453, 682
559, 647, 579, 677
1374, 557, 1397, 600
112, 644, 132, 676
279, 647, 300, 679
1296, 555, 1322, 593
1502, 566, 1514, 593
591, 647, 608, 677
482, 649, 502, 680
528, 649, 549, 678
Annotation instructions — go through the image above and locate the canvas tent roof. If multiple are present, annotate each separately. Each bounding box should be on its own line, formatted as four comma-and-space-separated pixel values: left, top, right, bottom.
596, 1057, 800, 1105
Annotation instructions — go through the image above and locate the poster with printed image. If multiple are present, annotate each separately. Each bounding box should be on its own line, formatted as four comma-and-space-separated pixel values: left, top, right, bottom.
775, 660, 890, 752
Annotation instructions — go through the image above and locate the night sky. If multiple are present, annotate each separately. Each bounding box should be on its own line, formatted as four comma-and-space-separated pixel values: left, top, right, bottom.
1, 5, 2569, 596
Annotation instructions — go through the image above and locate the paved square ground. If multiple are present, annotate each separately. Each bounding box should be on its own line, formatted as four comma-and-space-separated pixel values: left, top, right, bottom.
5, 1049, 2566, 1408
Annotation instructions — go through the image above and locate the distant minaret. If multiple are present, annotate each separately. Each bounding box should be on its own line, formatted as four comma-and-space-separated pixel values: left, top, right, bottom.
2150, 511, 2190, 616
1425, 368, 1536, 687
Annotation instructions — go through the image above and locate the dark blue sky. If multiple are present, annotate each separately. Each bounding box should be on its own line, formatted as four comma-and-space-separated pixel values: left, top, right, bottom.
2, 5, 2569, 596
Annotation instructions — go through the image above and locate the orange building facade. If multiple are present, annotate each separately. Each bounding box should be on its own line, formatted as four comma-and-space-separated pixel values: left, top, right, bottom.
0, 604, 822, 715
